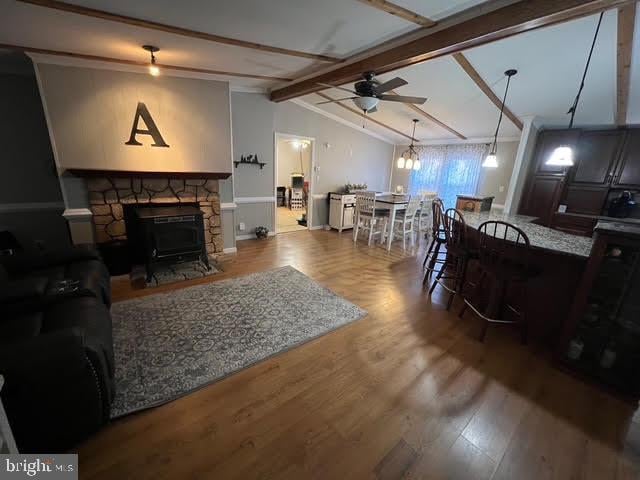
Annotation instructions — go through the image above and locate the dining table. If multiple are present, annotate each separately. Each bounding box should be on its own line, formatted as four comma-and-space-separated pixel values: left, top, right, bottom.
375, 194, 414, 251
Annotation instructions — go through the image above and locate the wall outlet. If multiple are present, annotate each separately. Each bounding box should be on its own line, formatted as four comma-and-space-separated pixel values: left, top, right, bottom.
238, 222, 246, 231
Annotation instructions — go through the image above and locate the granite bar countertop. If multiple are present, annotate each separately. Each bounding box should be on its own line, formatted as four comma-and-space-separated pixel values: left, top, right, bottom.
461, 211, 594, 258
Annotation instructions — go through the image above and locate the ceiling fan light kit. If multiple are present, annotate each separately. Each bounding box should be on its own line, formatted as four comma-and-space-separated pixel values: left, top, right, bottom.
547, 12, 604, 167
483, 68, 517, 168
316, 71, 426, 114
353, 96, 379, 112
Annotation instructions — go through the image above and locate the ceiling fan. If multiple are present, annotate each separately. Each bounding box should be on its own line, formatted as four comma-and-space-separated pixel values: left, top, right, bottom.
316, 71, 427, 113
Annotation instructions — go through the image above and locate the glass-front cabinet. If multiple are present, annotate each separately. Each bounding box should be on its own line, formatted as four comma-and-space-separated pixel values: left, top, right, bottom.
559, 221, 640, 395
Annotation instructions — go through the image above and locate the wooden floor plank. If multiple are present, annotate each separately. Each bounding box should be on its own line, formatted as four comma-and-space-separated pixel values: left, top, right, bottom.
77, 230, 640, 479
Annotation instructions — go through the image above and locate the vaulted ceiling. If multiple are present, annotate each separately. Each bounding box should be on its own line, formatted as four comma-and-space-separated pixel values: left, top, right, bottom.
0, 0, 637, 144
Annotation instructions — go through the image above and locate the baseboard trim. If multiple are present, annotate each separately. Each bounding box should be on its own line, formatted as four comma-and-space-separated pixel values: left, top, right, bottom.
235, 197, 276, 204
220, 202, 237, 210
222, 247, 237, 254
236, 231, 276, 240
309, 224, 326, 230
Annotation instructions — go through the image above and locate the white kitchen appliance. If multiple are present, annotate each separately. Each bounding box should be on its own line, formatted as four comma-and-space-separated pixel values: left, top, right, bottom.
329, 193, 356, 232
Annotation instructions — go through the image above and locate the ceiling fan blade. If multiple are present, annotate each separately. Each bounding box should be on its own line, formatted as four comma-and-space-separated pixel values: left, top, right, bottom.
316, 97, 357, 105
378, 94, 427, 105
367, 105, 378, 113
317, 82, 358, 95
373, 77, 408, 94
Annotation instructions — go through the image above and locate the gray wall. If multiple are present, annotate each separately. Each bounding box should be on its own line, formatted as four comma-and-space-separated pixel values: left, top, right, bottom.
0, 71, 69, 252
390, 141, 520, 206
229, 93, 394, 238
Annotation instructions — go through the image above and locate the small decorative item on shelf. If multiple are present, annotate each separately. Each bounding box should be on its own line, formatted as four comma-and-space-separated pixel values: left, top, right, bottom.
255, 226, 269, 239
343, 183, 368, 193
235, 154, 266, 169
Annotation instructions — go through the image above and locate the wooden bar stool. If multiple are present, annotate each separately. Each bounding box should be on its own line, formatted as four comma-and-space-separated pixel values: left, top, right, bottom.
422, 198, 447, 278
428, 208, 474, 310
459, 221, 533, 343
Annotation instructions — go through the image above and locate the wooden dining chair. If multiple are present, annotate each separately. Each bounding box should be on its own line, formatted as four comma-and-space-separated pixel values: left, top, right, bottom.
459, 221, 533, 343
422, 198, 447, 277
353, 192, 388, 246
428, 208, 475, 310
386, 195, 422, 249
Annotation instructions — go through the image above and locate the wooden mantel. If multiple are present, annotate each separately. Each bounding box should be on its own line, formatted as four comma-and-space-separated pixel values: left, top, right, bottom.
65, 169, 232, 180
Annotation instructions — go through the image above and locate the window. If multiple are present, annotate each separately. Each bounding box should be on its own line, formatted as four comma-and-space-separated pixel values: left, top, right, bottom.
408, 144, 487, 208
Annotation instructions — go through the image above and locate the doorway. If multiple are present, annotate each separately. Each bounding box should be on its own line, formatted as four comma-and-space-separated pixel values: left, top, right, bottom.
274, 133, 315, 234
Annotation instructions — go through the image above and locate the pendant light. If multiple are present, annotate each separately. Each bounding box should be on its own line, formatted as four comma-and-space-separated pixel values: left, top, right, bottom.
483, 69, 517, 168
547, 12, 604, 167
143, 45, 160, 76
397, 119, 421, 170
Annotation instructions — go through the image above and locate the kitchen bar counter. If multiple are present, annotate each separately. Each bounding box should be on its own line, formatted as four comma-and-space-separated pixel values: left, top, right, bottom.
461, 211, 594, 258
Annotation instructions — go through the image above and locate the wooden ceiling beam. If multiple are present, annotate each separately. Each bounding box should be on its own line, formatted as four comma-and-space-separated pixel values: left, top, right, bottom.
355, 0, 437, 27
316, 92, 414, 141
16, 0, 341, 63
616, 2, 636, 125
354, 3, 466, 139
1, 43, 292, 82
388, 90, 466, 139
452, 53, 523, 130
271, 0, 633, 102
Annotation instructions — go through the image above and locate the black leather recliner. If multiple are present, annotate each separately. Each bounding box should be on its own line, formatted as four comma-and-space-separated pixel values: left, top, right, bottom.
0, 246, 114, 453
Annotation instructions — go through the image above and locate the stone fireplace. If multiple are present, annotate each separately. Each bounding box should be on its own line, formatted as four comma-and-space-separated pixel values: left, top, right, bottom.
86, 176, 223, 257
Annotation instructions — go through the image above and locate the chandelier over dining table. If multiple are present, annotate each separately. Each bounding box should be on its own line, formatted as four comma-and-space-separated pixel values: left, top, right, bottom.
396, 119, 421, 171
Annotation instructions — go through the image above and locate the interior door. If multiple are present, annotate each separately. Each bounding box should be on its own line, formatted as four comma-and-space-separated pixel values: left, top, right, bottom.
572, 130, 624, 185
614, 129, 640, 188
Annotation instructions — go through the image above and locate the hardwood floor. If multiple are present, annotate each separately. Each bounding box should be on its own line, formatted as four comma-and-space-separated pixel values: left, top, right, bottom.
80, 230, 640, 479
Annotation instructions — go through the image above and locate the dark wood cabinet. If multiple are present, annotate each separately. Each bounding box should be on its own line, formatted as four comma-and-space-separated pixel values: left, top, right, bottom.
533, 129, 580, 175
614, 130, 640, 188
520, 175, 564, 225
558, 222, 640, 396
519, 127, 640, 231
552, 213, 597, 236
564, 185, 610, 215
572, 130, 625, 185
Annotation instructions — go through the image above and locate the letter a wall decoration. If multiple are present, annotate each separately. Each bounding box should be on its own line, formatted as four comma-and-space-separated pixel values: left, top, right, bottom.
125, 102, 169, 147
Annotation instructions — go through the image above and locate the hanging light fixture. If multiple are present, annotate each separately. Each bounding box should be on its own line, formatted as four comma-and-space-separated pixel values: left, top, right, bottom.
547, 12, 604, 167
143, 45, 160, 76
483, 69, 517, 168
397, 119, 420, 171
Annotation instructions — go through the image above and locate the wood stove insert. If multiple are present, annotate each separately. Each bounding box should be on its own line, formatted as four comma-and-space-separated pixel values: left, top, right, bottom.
134, 205, 210, 281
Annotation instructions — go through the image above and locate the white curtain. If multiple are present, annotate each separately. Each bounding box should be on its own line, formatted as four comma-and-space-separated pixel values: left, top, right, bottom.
408, 143, 487, 209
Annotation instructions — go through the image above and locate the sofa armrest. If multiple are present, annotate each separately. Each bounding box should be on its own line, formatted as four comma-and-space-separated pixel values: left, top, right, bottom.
0, 246, 102, 276
0, 277, 48, 304
0, 329, 110, 452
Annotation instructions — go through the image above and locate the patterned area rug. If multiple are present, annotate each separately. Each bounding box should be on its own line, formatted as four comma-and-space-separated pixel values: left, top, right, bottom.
110, 266, 366, 417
